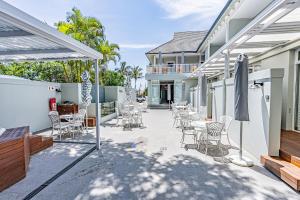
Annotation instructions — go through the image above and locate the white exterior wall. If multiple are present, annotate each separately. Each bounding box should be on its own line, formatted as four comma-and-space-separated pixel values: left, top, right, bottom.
0, 78, 61, 132
212, 69, 284, 159
104, 86, 126, 104
254, 51, 295, 130
61, 83, 82, 106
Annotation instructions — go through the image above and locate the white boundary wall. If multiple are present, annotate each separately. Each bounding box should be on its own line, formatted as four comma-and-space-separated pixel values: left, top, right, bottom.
0, 78, 61, 132
212, 68, 284, 159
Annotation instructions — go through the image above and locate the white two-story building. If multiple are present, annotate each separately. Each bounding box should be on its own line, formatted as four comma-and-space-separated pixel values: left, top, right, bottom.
145, 31, 207, 108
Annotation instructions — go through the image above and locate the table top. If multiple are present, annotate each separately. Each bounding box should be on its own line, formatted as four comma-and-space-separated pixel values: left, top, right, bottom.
175, 105, 187, 109
60, 114, 73, 119
191, 121, 208, 128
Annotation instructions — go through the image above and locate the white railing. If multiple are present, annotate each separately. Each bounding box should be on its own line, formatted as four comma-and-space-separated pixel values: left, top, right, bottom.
146, 64, 200, 74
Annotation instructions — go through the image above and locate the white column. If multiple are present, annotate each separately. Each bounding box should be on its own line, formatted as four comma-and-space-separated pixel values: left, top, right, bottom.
222, 19, 230, 116
197, 73, 200, 113
95, 59, 101, 150
153, 55, 156, 66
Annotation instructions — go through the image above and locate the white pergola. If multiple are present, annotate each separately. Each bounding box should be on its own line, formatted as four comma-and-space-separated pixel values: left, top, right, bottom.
193, 0, 300, 78
0, 0, 103, 149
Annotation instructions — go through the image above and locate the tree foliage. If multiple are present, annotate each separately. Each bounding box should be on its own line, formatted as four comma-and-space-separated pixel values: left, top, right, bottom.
100, 70, 125, 86
131, 66, 143, 89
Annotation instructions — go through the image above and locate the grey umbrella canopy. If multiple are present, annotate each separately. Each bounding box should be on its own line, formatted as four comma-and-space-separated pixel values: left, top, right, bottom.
234, 54, 249, 121
230, 53, 253, 167
199, 74, 207, 107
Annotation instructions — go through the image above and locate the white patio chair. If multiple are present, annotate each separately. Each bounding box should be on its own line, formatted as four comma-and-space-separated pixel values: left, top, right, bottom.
180, 111, 197, 146
121, 110, 133, 130
70, 113, 85, 137
133, 109, 143, 127
219, 115, 233, 146
78, 108, 87, 130
48, 111, 70, 140
172, 108, 179, 127
204, 122, 225, 159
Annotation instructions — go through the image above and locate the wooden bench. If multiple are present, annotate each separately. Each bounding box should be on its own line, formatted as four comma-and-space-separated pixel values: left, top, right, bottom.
0, 126, 30, 191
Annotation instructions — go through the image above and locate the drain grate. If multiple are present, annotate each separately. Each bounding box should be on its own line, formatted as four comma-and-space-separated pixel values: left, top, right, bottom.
23, 145, 96, 200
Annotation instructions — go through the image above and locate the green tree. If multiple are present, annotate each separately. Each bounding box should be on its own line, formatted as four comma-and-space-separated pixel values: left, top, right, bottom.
131, 66, 143, 89
116, 61, 131, 75
100, 70, 125, 86
56, 8, 120, 83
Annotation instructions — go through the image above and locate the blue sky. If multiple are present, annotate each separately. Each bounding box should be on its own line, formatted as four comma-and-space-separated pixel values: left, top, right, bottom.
4, 0, 227, 89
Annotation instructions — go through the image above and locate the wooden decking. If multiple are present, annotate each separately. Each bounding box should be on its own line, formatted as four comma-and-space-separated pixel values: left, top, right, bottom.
261, 130, 300, 191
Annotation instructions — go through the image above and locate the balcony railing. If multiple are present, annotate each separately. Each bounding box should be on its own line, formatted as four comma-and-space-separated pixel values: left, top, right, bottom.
146, 64, 200, 74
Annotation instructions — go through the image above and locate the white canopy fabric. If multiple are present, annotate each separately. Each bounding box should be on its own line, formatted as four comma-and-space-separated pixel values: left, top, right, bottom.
194, 0, 300, 78
0, 0, 102, 61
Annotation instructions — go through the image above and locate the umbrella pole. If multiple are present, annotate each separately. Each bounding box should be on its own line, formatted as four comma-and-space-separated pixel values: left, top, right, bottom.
85, 106, 88, 133
239, 121, 243, 160
229, 120, 253, 167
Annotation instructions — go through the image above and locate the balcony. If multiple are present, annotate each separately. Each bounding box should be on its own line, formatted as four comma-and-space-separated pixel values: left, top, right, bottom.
146, 64, 200, 74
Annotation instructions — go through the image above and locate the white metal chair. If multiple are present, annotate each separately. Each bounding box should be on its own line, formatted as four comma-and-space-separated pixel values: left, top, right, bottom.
48, 111, 70, 140
78, 109, 87, 131
219, 115, 233, 146
121, 109, 133, 130
204, 122, 225, 159
180, 111, 198, 146
70, 113, 85, 137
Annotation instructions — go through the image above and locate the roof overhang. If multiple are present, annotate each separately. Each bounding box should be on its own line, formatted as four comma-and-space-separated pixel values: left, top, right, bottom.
0, 0, 102, 62
193, 0, 300, 78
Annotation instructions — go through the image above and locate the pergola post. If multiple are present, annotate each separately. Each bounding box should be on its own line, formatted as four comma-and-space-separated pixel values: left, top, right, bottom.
222, 50, 230, 116
95, 59, 101, 150
197, 72, 201, 113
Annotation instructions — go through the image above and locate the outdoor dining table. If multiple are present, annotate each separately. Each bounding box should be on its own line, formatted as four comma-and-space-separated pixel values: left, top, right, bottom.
59, 114, 73, 122
191, 120, 209, 143
175, 105, 188, 110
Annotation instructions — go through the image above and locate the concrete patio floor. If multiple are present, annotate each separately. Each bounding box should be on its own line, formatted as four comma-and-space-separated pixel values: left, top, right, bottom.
1, 109, 299, 200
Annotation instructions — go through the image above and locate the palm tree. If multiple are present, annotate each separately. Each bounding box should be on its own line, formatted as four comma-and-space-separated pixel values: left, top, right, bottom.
117, 61, 131, 75
97, 40, 120, 67
131, 66, 143, 90
56, 8, 121, 82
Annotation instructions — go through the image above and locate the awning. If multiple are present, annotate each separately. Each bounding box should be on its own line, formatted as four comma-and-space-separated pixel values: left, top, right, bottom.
0, 0, 102, 61
193, 0, 300, 78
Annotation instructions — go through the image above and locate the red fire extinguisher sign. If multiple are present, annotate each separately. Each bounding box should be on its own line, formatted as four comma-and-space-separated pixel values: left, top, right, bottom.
49, 98, 57, 111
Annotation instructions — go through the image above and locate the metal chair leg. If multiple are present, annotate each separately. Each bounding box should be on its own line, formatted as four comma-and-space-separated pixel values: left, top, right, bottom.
226, 132, 231, 146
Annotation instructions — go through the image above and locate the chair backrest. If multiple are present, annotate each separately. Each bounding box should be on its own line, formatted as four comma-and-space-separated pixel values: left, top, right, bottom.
73, 113, 85, 123
219, 115, 233, 131
206, 122, 224, 139
78, 109, 87, 117
48, 111, 60, 126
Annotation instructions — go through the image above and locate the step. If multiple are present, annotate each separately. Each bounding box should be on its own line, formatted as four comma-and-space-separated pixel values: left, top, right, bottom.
149, 104, 170, 109
261, 155, 300, 191
280, 149, 300, 168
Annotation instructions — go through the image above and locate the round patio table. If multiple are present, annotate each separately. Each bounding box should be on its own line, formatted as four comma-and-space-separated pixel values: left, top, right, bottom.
60, 114, 73, 122
175, 105, 187, 110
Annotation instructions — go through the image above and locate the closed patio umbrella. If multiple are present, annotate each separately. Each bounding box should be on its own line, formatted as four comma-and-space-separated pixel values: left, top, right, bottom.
200, 74, 207, 107
229, 54, 253, 167
81, 70, 92, 133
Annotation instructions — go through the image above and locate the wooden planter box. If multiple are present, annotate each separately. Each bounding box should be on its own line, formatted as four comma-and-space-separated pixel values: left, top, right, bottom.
0, 126, 30, 192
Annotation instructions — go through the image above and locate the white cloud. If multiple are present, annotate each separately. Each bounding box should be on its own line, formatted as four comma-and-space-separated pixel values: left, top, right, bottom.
154, 0, 227, 19
119, 44, 158, 49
